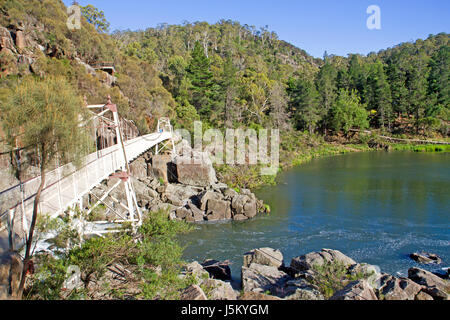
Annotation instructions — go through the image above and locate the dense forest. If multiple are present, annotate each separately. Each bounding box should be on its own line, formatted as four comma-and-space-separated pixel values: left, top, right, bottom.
0, 0, 449, 139
114, 23, 449, 137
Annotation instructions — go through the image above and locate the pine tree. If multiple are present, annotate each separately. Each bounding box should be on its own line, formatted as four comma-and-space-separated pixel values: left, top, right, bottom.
316, 62, 338, 132
348, 55, 367, 102
428, 45, 449, 109
366, 60, 393, 130
186, 41, 214, 117
406, 55, 429, 133
287, 76, 321, 134
386, 52, 409, 118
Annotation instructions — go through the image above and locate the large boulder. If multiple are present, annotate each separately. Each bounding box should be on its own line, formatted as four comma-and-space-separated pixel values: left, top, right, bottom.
174, 152, 217, 187
291, 249, 356, 272
202, 279, 238, 300
231, 194, 259, 218
165, 184, 197, 202
233, 214, 249, 221
201, 260, 232, 281
330, 280, 378, 300
283, 279, 324, 300
241, 263, 290, 295
151, 154, 173, 184
206, 199, 232, 221
129, 157, 148, 180
348, 263, 382, 288
0, 252, 23, 299
184, 261, 209, 281
187, 201, 206, 222
377, 275, 422, 300
180, 285, 207, 300
175, 207, 191, 220
243, 200, 257, 218
0, 27, 17, 54
409, 252, 442, 265
243, 248, 284, 269
232, 195, 250, 216
408, 268, 450, 300
199, 191, 223, 211
415, 291, 434, 300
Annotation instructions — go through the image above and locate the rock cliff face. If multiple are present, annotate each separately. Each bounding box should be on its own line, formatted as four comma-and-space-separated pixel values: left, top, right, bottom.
0, 23, 115, 86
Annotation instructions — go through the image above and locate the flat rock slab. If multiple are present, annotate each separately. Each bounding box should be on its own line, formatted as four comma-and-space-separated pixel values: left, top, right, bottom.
180, 285, 208, 300
241, 263, 290, 295
410, 252, 443, 265
244, 248, 284, 269
408, 268, 450, 300
330, 280, 378, 300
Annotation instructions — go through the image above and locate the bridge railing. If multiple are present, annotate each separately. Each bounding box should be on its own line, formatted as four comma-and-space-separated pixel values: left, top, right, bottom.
0, 130, 172, 248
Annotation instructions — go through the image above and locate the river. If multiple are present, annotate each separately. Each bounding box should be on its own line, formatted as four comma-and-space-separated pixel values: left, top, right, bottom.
180, 152, 450, 281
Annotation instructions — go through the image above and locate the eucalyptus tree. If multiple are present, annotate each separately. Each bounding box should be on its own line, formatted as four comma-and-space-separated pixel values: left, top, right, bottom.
0, 76, 92, 298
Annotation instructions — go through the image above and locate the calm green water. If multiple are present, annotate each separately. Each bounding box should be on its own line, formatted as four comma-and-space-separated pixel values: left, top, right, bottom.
180, 152, 450, 280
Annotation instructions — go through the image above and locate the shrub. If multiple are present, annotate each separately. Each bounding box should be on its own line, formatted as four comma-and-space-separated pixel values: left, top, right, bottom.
310, 261, 374, 299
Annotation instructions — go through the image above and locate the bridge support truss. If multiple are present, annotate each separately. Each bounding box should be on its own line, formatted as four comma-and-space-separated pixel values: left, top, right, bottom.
84, 97, 143, 234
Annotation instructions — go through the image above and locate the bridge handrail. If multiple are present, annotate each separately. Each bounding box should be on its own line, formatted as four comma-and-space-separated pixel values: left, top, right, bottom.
0, 131, 172, 232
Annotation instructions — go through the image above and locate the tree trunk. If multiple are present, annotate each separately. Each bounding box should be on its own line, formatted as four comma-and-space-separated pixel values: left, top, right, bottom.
17, 148, 46, 299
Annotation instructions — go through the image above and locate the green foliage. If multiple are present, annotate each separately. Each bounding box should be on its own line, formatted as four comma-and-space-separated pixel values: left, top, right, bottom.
287, 76, 321, 133
329, 89, 369, 134
186, 41, 215, 117
27, 210, 194, 300
310, 261, 374, 299
2, 1, 448, 137
1, 76, 92, 169
391, 143, 450, 153
25, 254, 86, 300
81, 4, 110, 33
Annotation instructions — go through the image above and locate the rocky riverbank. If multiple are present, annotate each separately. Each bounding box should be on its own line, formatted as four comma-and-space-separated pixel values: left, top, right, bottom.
87, 147, 269, 224
180, 248, 450, 301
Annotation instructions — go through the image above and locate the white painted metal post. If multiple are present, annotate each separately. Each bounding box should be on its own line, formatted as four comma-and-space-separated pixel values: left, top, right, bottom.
113, 110, 126, 171
7, 209, 15, 251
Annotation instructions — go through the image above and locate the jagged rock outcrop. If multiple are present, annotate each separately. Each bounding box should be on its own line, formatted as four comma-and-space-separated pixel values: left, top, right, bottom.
243, 248, 284, 269
241, 263, 290, 295
180, 248, 449, 301
283, 278, 324, 300
330, 280, 378, 300
290, 248, 356, 272
0, 26, 17, 54
202, 279, 237, 300
409, 252, 443, 265
86, 151, 268, 224
408, 268, 450, 300
175, 154, 218, 187
201, 260, 232, 281
180, 285, 208, 300
376, 274, 423, 300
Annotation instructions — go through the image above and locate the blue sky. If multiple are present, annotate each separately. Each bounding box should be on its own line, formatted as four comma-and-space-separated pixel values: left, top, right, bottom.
64, 0, 450, 58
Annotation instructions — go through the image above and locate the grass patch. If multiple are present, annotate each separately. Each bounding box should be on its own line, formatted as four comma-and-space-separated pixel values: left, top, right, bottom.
391, 143, 450, 153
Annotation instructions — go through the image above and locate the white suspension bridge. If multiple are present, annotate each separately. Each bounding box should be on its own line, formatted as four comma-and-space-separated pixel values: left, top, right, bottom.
0, 97, 176, 253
